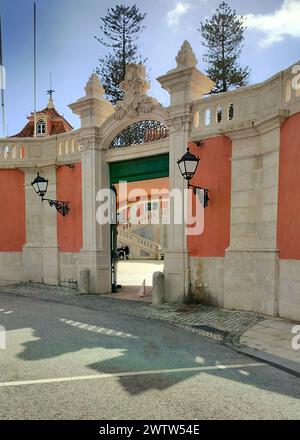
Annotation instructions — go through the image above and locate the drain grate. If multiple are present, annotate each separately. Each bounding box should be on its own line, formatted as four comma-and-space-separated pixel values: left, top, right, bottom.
191, 324, 227, 339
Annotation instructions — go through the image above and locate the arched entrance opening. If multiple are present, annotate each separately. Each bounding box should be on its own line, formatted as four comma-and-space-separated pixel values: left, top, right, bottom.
107, 121, 170, 301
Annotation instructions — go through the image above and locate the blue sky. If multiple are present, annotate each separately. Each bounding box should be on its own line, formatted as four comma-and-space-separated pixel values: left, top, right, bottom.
1, 0, 300, 136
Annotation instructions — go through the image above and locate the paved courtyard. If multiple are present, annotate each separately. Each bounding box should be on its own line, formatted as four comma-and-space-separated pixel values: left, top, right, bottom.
111, 260, 164, 301
117, 260, 164, 286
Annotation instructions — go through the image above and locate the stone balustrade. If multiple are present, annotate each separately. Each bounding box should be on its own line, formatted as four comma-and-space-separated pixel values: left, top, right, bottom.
119, 208, 170, 232
0, 129, 81, 168
117, 228, 161, 254
190, 62, 300, 141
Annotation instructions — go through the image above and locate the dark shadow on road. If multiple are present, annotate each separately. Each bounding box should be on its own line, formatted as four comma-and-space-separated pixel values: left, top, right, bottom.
0, 293, 300, 399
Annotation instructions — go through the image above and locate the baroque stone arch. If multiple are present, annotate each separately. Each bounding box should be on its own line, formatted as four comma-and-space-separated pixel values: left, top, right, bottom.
99, 63, 169, 150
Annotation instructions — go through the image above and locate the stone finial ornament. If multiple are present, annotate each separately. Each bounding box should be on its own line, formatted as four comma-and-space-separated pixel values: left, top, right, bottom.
69, 72, 114, 128
176, 40, 198, 68
84, 73, 105, 98
114, 63, 159, 119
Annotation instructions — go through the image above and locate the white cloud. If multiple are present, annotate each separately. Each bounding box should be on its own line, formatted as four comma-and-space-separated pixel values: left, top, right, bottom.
246, 0, 300, 48
167, 2, 191, 28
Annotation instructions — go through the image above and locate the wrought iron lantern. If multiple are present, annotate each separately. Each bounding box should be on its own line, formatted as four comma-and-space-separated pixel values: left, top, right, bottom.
31, 173, 70, 217
31, 173, 49, 198
177, 148, 200, 181
177, 148, 209, 208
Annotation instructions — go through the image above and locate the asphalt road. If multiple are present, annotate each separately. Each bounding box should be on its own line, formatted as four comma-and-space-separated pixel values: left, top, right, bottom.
0, 292, 299, 420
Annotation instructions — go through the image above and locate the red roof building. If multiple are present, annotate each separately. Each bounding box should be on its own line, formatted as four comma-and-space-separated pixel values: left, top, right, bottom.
10, 98, 73, 138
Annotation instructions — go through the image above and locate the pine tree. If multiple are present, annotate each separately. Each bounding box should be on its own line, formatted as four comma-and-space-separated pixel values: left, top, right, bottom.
199, 1, 249, 94
95, 4, 147, 104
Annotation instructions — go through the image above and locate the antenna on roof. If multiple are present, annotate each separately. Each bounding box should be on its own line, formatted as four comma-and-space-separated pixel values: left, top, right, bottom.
0, 11, 6, 138
47, 72, 55, 100
47, 72, 55, 108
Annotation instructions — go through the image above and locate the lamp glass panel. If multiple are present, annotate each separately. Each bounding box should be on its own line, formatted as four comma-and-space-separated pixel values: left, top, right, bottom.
38, 180, 48, 195
32, 182, 40, 195
178, 161, 186, 176
185, 160, 198, 174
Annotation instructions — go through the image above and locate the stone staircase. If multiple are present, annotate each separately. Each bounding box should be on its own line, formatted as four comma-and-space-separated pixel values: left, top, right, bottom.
119, 208, 169, 233
117, 228, 161, 260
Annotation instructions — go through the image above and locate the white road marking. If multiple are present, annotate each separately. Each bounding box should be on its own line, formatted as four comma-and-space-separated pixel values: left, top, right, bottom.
0, 309, 13, 314
0, 362, 265, 388
60, 318, 138, 339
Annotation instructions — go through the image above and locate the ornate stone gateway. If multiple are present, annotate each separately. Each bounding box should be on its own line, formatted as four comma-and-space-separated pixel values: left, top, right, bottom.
1, 40, 300, 321
106, 68, 171, 290
69, 42, 215, 301
69, 58, 172, 295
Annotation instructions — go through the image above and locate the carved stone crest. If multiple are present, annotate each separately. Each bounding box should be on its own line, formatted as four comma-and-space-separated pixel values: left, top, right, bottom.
114, 64, 159, 120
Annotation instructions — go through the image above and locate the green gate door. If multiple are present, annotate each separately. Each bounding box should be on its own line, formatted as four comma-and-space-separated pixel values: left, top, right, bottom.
109, 153, 169, 184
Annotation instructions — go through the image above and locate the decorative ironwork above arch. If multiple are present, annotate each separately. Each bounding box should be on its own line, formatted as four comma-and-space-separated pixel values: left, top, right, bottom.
109, 120, 169, 149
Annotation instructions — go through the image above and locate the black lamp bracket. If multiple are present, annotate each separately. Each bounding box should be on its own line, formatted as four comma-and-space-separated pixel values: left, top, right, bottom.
42, 198, 70, 217
188, 183, 210, 208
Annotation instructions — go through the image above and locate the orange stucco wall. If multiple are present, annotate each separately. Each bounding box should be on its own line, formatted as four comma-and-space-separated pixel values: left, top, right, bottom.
116, 178, 169, 204
116, 177, 169, 219
57, 163, 83, 253
0, 169, 26, 251
277, 112, 300, 260
187, 136, 232, 257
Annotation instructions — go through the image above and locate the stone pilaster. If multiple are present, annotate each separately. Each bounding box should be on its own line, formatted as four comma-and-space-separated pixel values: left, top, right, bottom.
157, 41, 215, 303
70, 74, 114, 294
223, 112, 287, 316
22, 166, 60, 285
42, 165, 60, 285
77, 129, 111, 294
163, 109, 192, 302
22, 167, 44, 283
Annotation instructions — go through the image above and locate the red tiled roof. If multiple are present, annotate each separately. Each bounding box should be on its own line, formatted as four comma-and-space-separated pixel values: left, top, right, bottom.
50, 120, 67, 135
13, 121, 35, 138
35, 106, 73, 130
10, 104, 73, 138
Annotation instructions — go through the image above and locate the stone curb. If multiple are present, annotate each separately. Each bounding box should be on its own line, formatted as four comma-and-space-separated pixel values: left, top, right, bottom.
224, 329, 300, 378
226, 343, 300, 379
0, 286, 258, 342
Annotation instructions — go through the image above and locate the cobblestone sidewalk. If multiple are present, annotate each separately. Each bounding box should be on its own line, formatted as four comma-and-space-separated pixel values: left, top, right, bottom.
0, 283, 264, 338
0, 283, 299, 375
